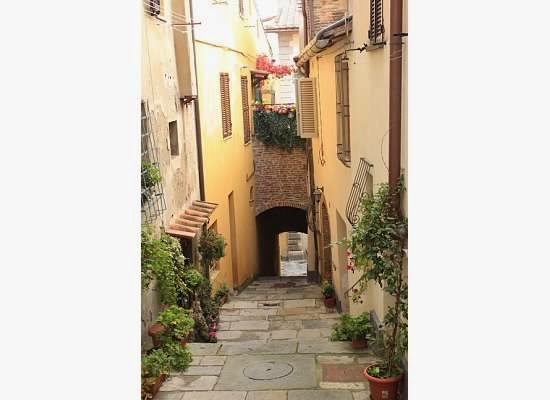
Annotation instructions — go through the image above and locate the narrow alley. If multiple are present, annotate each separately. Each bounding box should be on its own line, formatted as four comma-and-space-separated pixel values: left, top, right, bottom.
157, 277, 379, 400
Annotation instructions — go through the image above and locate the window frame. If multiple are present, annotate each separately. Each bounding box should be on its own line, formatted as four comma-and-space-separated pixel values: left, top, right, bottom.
369, 0, 385, 46
240, 76, 252, 144
168, 120, 179, 156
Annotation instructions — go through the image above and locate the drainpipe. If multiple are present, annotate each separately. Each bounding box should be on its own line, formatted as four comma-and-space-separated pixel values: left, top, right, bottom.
388, 0, 403, 192
189, 0, 205, 201
301, 0, 310, 76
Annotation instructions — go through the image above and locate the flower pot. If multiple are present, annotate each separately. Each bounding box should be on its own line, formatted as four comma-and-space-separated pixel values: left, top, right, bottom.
148, 323, 165, 348
180, 333, 191, 347
209, 323, 217, 332
363, 365, 403, 400
324, 297, 336, 308
351, 337, 367, 349
143, 374, 167, 399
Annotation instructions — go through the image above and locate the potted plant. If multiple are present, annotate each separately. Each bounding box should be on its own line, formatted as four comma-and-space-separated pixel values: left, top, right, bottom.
162, 341, 192, 371
214, 282, 230, 305
141, 349, 170, 399
321, 280, 336, 308
141, 161, 161, 203
147, 322, 166, 349
155, 305, 195, 347
345, 181, 408, 400
348, 312, 372, 349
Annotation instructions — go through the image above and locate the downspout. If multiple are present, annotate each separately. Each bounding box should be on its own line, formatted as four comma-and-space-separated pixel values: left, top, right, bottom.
388, 0, 403, 192
189, 0, 205, 201
301, 0, 310, 76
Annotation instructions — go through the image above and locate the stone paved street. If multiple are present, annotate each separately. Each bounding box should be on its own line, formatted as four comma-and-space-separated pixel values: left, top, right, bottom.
157, 277, 379, 400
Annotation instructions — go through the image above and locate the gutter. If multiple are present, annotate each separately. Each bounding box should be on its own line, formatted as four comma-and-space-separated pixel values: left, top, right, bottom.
388, 0, 404, 191
294, 15, 352, 68
189, 0, 205, 200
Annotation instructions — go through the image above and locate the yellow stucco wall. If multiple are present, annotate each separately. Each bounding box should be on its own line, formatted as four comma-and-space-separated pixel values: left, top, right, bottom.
307, 0, 407, 320
192, 0, 271, 290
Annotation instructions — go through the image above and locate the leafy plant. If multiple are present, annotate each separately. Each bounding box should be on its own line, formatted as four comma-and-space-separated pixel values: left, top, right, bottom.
160, 234, 191, 306
330, 312, 372, 341
183, 269, 204, 291
156, 305, 194, 341
344, 180, 408, 378
214, 282, 230, 301
321, 280, 335, 298
141, 161, 161, 189
253, 109, 305, 150
161, 342, 192, 371
141, 349, 170, 379
198, 228, 226, 273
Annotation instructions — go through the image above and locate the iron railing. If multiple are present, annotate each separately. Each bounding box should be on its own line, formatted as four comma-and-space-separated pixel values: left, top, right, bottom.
141, 101, 166, 224
345, 157, 373, 225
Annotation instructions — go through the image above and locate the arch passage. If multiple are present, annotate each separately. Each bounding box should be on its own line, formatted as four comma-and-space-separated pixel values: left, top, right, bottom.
256, 207, 307, 276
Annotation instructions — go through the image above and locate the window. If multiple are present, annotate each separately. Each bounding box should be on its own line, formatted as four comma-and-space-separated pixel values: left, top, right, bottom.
241, 76, 252, 144
148, 0, 161, 16
296, 78, 318, 138
168, 120, 179, 156
220, 73, 232, 138
335, 54, 351, 166
369, 0, 385, 45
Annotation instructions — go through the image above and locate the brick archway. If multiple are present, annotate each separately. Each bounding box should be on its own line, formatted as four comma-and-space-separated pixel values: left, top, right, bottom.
256, 206, 307, 276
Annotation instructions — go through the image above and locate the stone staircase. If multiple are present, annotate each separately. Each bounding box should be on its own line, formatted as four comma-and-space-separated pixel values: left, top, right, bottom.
287, 231, 306, 261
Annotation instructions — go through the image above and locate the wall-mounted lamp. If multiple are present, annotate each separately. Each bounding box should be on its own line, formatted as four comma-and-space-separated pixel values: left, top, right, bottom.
312, 187, 324, 204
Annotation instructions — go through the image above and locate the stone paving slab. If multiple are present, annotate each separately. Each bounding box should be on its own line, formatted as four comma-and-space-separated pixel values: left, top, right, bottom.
159, 375, 218, 391
319, 382, 366, 390
271, 329, 298, 340
297, 341, 370, 354
231, 320, 270, 331
215, 354, 316, 391
219, 341, 297, 355
352, 391, 370, 400
199, 355, 226, 366
156, 393, 184, 400
322, 364, 369, 382
182, 391, 247, 400
270, 320, 303, 330
302, 319, 338, 329
240, 309, 278, 317
288, 390, 353, 400
182, 366, 222, 376
217, 330, 243, 340
316, 355, 355, 364
283, 299, 316, 308
245, 390, 287, 400
297, 328, 321, 339
187, 343, 221, 356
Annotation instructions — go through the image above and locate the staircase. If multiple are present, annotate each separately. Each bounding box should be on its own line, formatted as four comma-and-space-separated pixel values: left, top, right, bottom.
287, 232, 306, 261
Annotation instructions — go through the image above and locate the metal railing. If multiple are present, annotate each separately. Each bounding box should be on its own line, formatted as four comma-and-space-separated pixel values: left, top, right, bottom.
345, 157, 373, 225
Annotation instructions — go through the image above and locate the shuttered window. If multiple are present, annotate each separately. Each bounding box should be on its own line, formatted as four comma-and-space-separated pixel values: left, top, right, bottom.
148, 0, 161, 16
335, 54, 351, 166
296, 78, 318, 138
239, 0, 245, 16
369, 0, 384, 45
220, 73, 232, 138
241, 76, 251, 144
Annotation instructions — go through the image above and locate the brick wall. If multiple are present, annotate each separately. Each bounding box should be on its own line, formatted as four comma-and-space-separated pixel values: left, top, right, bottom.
253, 139, 309, 216
305, 0, 347, 39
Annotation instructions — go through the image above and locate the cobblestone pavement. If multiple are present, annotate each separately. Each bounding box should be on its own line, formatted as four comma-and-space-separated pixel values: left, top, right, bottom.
157, 276, 378, 400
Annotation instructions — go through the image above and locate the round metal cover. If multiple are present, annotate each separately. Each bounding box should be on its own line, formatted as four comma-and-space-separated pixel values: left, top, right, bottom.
243, 361, 294, 380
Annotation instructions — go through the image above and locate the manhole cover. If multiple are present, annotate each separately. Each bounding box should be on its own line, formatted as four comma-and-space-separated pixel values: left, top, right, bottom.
243, 361, 294, 380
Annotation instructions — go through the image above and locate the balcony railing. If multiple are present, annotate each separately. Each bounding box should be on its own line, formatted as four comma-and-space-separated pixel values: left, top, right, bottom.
253, 103, 305, 150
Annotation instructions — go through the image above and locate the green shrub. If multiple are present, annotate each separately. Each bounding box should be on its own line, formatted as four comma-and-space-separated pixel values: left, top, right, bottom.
253, 109, 305, 150
141, 161, 161, 189
183, 269, 204, 290
162, 342, 192, 371
156, 305, 194, 341
214, 282, 230, 301
141, 349, 170, 378
321, 280, 335, 298
198, 228, 226, 272
330, 312, 373, 341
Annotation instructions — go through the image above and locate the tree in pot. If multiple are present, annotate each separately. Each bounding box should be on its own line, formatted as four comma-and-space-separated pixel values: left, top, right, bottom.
321, 280, 336, 308
198, 227, 226, 279
214, 282, 230, 305
345, 181, 408, 400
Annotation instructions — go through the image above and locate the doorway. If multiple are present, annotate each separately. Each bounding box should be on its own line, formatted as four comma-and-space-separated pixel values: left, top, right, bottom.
279, 231, 308, 276
228, 192, 239, 289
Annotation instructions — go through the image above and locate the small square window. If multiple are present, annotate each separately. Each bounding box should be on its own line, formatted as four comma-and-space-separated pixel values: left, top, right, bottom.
169, 121, 179, 156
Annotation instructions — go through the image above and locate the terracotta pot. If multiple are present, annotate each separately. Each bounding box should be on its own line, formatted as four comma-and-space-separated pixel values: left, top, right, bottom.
324, 297, 336, 308
143, 374, 166, 398
180, 333, 191, 347
209, 323, 217, 332
351, 337, 367, 349
363, 365, 403, 400
148, 323, 165, 348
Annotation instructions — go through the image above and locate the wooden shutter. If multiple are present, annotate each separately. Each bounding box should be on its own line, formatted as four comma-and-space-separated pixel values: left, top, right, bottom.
297, 78, 318, 138
149, 0, 161, 16
241, 76, 251, 144
220, 73, 232, 138
369, 0, 384, 44
335, 54, 351, 165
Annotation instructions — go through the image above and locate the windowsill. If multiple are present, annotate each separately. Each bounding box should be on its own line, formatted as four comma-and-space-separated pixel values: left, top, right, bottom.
364, 42, 386, 52
337, 157, 352, 168
244, 140, 251, 146
223, 134, 233, 141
